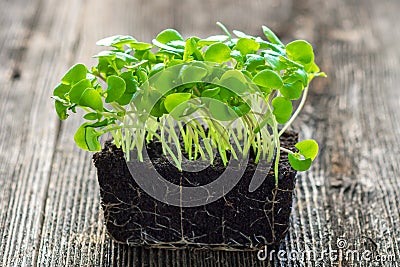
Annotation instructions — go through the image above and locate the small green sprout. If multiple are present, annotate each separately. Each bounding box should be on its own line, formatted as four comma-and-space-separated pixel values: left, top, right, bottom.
52, 23, 325, 183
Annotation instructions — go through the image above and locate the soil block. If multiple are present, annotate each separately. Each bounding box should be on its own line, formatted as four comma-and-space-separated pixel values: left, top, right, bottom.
93, 131, 298, 250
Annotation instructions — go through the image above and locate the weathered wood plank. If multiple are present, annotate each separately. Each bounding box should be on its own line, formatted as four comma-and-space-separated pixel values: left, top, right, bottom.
282, 0, 400, 266
0, 0, 96, 265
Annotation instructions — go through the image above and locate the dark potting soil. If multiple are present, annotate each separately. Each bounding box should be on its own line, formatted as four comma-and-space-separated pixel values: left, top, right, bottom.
93, 131, 298, 250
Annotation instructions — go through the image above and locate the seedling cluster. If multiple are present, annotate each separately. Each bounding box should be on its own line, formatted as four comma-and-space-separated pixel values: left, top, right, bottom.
52, 23, 325, 182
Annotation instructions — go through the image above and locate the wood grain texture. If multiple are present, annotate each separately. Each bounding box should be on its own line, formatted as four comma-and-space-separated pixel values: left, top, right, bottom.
0, 0, 399, 266
0, 0, 84, 265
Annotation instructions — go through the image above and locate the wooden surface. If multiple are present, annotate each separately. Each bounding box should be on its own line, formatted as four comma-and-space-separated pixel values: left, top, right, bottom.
0, 0, 399, 266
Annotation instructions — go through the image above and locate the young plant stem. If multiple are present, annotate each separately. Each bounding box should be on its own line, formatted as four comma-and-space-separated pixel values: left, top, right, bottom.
279, 147, 294, 154
279, 86, 309, 137
273, 119, 280, 185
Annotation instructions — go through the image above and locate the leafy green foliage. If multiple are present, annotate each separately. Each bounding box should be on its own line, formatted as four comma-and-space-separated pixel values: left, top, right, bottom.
204, 43, 231, 63
272, 97, 292, 124
235, 38, 260, 55
79, 88, 103, 111
288, 140, 319, 171
156, 29, 184, 44
253, 69, 283, 93
61, 64, 87, 85
54, 100, 69, 120
261, 25, 284, 47
52, 23, 325, 181
164, 93, 192, 113
105, 75, 126, 103
74, 123, 102, 151
209, 100, 238, 121
69, 79, 91, 104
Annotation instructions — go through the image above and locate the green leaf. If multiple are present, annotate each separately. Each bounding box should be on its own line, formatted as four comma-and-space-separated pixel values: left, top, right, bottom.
289, 69, 309, 87
264, 53, 288, 71
216, 22, 231, 38
156, 29, 184, 44
61, 64, 87, 85
286, 40, 314, 65
53, 83, 71, 99
96, 35, 136, 47
120, 72, 138, 94
116, 72, 138, 105
183, 37, 196, 60
241, 70, 253, 79
232, 30, 254, 39
262, 25, 284, 47
209, 100, 237, 121
137, 50, 156, 63
220, 69, 247, 83
182, 37, 203, 61
167, 59, 184, 66
287, 139, 318, 172
83, 112, 101, 120
179, 65, 208, 84
93, 50, 137, 63
244, 54, 265, 72
130, 41, 153, 50
55, 101, 69, 120
235, 38, 260, 55
133, 89, 161, 113
307, 61, 320, 73
295, 139, 319, 160
150, 99, 166, 117
219, 77, 247, 96
201, 87, 220, 98
257, 38, 285, 53
218, 70, 248, 95
167, 40, 186, 49
74, 124, 101, 151
105, 75, 126, 103
152, 39, 184, 53
272, 96, 292, 124
79, 88, 103, 111
164, 93, 191, 113
253, 69, 283, 89
230, 50, 243, 64
280, 81, 303, 100
116, 93, 134, 106
288, 154, 312, 171
198, 35, 229, 46
232, 102, 251, 117
219, 87, 235, 101
149, 63, 165, 77
96, 58, 115, 76
135, 69, 147, 83
204, 43, 231, 63
151, 69, 176, 93
69, 79, 92, 104
155, 49, 183, 58
90, 119, 112, 127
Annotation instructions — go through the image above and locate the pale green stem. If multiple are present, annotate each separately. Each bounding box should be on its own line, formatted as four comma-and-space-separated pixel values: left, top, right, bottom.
280, 147, 294, 154
279, 86, 309, 136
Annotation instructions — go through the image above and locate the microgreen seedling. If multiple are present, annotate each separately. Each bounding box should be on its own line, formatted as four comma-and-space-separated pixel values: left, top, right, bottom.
52, 23, 325, 184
